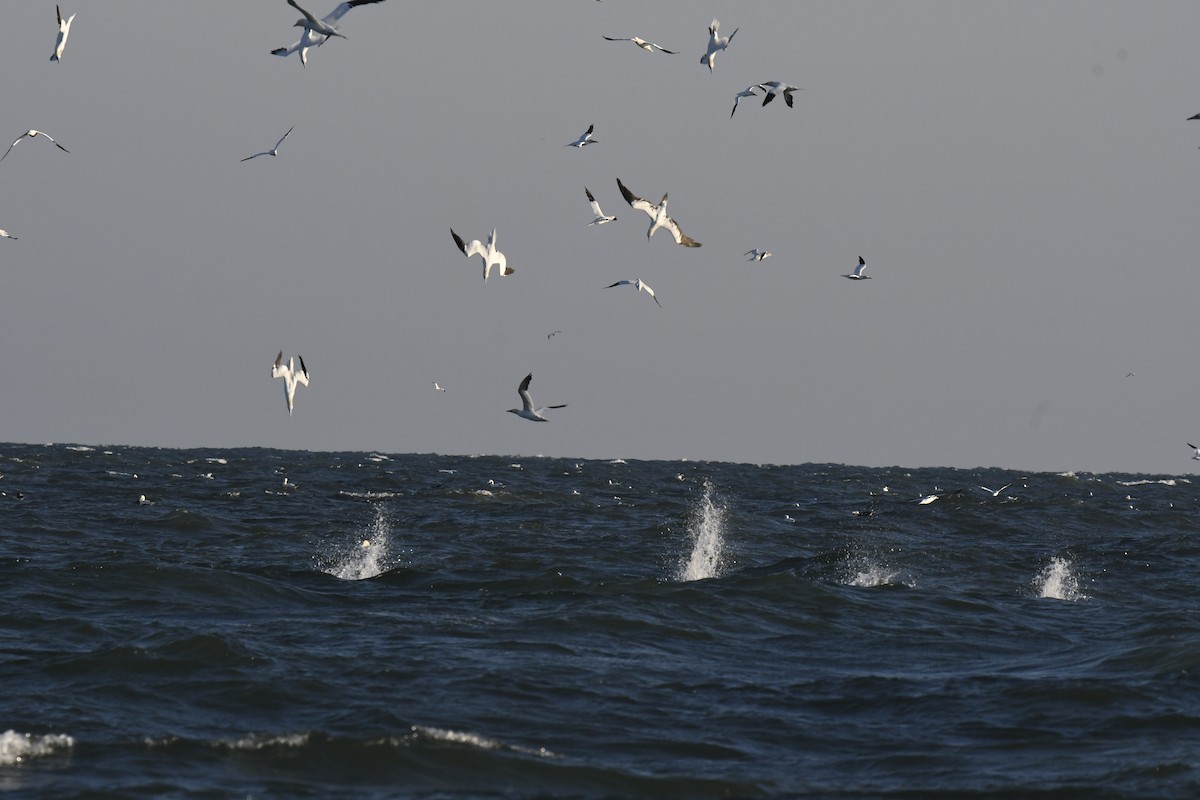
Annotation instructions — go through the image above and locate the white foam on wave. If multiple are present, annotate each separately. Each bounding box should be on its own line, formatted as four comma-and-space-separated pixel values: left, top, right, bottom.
321, 503, 399, 581
676, 480, 727, 582
410, 726, 556, 758
1117, 478, 1187, 487
0, 730, 75, 765
337, 490, 399, 500
845, 556, 908, 588
1034, 556, 1087, 601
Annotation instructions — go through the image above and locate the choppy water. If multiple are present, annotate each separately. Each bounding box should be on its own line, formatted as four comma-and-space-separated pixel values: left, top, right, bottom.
2, 443, 1198, 798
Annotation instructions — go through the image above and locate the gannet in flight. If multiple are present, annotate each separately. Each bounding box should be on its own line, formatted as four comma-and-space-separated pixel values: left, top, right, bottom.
241, 126, 294, 161
50, 6, 76, 62
0, 230, 16, 240
433, 382, 446, 392
1188, 443, 1200, 461
616, 178, 701, 247
843, 256, 870, 280
450, 228, 513, 280
584, 187, 616, 225
700, 18, 737, 73
744, 248, 772, 261
606, 278, 662, 308
757, 81, 802, 108
1, 130, 69, 163
979, 483, 1012, 497
271, 0, 386, 66
566, 124, 597, 148
507, 373, 566, 422
730, 86, 759, 118
272, 351, 310, 415
602, 35, 678, 54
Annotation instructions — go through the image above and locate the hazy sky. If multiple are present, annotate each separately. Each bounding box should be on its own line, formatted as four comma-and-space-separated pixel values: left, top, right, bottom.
3, 1, 1200, 474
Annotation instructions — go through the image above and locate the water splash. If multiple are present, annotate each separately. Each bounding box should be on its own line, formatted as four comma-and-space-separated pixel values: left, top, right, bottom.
321, 503, 398, 581
0, 730, 74, 765
676, 480, 727, 581
1035, 556, 1087, 601
846, 558, 903, 588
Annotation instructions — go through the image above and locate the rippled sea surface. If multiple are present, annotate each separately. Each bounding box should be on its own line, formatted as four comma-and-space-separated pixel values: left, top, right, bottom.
2, 443, 1198, 798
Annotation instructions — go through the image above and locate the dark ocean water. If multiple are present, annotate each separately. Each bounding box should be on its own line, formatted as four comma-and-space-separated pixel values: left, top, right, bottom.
1, 443, 1198, 798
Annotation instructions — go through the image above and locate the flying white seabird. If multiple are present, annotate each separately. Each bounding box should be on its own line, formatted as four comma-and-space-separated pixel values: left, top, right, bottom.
450, 228, 513, 280
566, 124, 597, 148
272, 351, 310, 415
606, 278, 662, 308
271, 0, 386, 65
1, 130, 69, 163
757, 81, 802, 108
745, 248, 772, 261
700, 18, 737, 73
602, 35, 677, 54
241, 126, 294, 161
616, 178, 701, 247
0, 230, 16, 240
843, 256, 870, 280
507, 373, 566, 422
50, 5, 76, 62
1188, 443, 1200, 461
584, 187, 616, 225
433, 382, 446, 392
730, 86, 760, 118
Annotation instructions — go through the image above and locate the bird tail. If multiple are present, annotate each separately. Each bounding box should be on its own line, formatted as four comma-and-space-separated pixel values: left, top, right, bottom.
679, 234, 702, 248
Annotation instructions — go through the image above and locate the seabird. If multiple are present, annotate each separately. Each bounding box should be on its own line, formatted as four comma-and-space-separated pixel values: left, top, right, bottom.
584, 187, 616, 225
843, 256, 870, 280
547, 330, 562, 339
616, 178, 701, 247
602, 35, 677, 54
606, 278, 662, 308
1188, 443, 1200, 461
566, 124, 597, 148
1189, 114, 1200, 120
757, 81, 802, 108
745, 248, 772, 261
730, 86, 759, 118
50, 5, 76, 62
287, 0, 349, 39
450, 228, 513, 280
0, 230, 16, 240
700, 18, 737, 73
1, 130, 69, 163
507, 373, 566, 422
271, 0, 386, 65
979, 483, 1012, 497
241, 125, 294, 161
271, 351, 310, 415
433, 382, 446, 391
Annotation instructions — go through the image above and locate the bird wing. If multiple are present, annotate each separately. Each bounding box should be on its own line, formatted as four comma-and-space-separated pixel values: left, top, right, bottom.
272, 351, 284, 375
325, 0, 387, 23
647, 42, 678, 54
606, 280, 633, 288
602, 36, 633, 42
617, 178, 657, 218
287, 0, 321, 26
0, 137, 22, 163
450, 228, 484, 259
297, 355, 309, 384
518, 373, 536, 412
661, 215, 700, 247
241, 151, 270, 162
585, 187, 605, 217
274, 126, 295, 151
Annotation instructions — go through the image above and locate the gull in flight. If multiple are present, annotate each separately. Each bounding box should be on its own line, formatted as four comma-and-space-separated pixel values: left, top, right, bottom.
566, 124, 597, 148
584, 187, 616, 225
450, 228, 513, 280
433, 382, 446, 392
700, 18, 737, 73
745, 248, 772, 261
50, 5, 76, 62
757, 81, 802, 108
602, 35, 677, 54
1188, 443, 1200, 461
507, 373, 566, 422
271, 0, 386, 66
730, 86, 759, 118
241, 126, 294, 161
271, 351, 310, 415
606, 278, 662, 308
617, 178, 701, 247
843, 256, 870, 280
0, 230, 16, 240
1, 130, 69, 163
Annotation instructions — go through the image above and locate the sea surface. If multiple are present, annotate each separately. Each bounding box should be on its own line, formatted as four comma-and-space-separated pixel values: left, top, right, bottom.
1, 443, 1198, 798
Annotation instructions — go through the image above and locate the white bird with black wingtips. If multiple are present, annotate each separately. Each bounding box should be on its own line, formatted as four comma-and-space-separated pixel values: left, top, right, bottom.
241, 126, 294, 161
507, 373, 566, 422
50, 5, 76, 62
272, 351, 310, 415
745, 248, 771, 261
757, 81, 802, 108
566, 124, 598, 148
601, 35, 677, 54
700, 18, 737, 73
450, 228, 513, 280
617, 178, 701, 247
1, 130, 69, 163
606, 278, 662, 308
730, 85, 759, 118
843, 256, 870, 280
271, 0, 386, 66
584, 187, 616, 225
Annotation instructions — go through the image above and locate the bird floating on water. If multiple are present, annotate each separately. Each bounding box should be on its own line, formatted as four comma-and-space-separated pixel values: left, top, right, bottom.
241, 126, 294, 161
50, 5, 76, 62
745, 248, 772, 261
607, 279, 662, 308
700, 18, 737, 73
757, 81, 802, 108
602, 35, 677, 54
584, 187, 616, 225
507, 373, 566, 422
617, 178, 701, 247
450, 228, 513, 280
566, 124, 597, 148
1, 130, 69, 163
271, 0, 386, 66
272, 351, 310, 415
843, 256, 870, 280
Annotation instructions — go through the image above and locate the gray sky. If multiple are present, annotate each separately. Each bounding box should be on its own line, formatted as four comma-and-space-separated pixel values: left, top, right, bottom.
3, 1, 1199, 474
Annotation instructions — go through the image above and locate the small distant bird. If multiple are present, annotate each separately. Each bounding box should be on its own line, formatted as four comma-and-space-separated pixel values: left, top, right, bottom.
979, 483, 1012, 497
547, 330, 562, 339
757, 81, 802, 108
730, 86, 759, 118
606, 278, 662, 308
602, 35, 677, 54
1188, 443, 1200, 461
241, 125, 294, 161
450, 228, 513, 280
745, 248, 772, 261
584, 187, 617, 225
50, 5, 76, 62
271, 351, 310, 415
137, 494, 154, 506
1125, 372, 1136, 378
700, 18, 737, 73
617, 178, 701, 247
433, 382, 446, 392
271, 0, 386, 66
0, 230, 16, 240
507, 373, 566, 422
1, 130, 69, 163
843, 256, 870, 280
566, 124, 597, 148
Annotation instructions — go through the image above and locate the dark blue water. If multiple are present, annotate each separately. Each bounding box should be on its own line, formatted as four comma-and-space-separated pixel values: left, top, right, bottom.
2, 443, 1198, 798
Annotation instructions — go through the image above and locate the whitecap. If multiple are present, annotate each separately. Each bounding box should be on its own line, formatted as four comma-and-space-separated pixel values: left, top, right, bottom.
0, 730, 75, 765
1034, 556, 1088, 601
